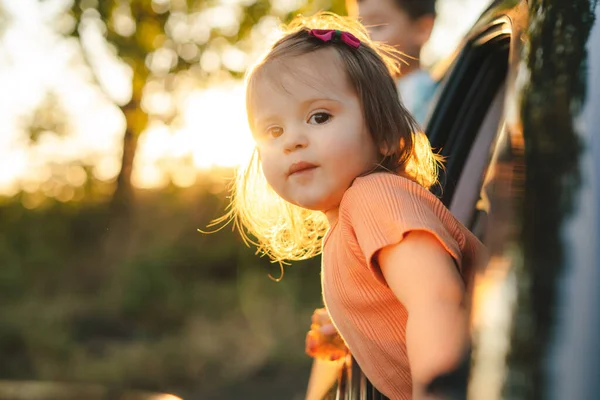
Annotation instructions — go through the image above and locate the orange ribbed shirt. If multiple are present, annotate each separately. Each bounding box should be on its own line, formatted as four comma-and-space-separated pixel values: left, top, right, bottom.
322, 173, 486, 399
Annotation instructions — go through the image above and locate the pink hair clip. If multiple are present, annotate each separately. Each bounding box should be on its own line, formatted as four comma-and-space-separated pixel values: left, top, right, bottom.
308, 29, 361, 49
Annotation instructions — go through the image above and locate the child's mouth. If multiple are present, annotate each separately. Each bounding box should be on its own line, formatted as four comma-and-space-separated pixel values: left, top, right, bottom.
288, 162, 318, 176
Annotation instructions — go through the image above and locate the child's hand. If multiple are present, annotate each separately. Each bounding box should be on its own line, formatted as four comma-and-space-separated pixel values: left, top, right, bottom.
305, 308, 349, 361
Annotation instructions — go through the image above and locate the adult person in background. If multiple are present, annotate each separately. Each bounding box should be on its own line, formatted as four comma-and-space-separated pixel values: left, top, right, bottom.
348, 0, 438, 125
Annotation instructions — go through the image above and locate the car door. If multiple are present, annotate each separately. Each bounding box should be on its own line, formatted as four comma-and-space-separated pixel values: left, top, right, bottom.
467, 0, 600, 399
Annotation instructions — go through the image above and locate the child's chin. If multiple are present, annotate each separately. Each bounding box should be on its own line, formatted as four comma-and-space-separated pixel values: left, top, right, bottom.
292, 200, 323, 211
290, 198, 326, 211
288, 192, 338, 212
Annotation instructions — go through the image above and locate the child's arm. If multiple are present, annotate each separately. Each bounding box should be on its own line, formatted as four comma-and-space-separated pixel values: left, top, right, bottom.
304, 358, 343, 400
377, 230, 468, 399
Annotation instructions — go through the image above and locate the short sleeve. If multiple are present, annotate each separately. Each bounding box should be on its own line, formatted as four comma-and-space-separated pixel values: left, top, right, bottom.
339, 173, 465, 285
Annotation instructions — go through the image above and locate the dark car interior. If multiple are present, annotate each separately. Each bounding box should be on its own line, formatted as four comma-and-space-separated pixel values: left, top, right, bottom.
428, 16, 511, 230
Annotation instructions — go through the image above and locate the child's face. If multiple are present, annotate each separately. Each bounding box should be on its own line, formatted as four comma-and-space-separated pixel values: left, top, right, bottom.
249, 49, 380, 215
357, 0, 431, 59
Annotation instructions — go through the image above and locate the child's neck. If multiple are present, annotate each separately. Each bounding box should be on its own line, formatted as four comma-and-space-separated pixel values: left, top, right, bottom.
324, 208, 339, 227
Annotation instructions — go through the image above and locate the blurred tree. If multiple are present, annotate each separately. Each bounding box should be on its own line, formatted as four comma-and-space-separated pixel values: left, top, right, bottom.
63, 0, 346, 220
0, 1, 11, 51
26, 91, 71, 144
0, 1, 8, 27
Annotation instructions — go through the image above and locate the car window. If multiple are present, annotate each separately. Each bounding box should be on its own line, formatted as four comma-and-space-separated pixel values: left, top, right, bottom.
426, 18, 511, 206
450, 82, 506, 230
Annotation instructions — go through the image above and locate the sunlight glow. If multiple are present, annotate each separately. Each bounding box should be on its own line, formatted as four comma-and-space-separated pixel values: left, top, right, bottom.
0, 0, 125, 196
185, 85, 253, 167
468, 255, 517, 400
206, 5, 242, 36
148, 394, 183, 400
79, 11, 133, 105
132, 84, 254, 189
421, 0, 489, 67
93, 155, 122, 182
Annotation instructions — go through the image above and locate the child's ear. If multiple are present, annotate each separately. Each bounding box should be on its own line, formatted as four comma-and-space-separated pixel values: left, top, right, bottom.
414, 15, 435, 47
379, 142, 392, 156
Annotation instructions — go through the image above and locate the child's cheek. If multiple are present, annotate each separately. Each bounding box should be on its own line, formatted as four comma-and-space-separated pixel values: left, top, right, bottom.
259, 152, 283, 190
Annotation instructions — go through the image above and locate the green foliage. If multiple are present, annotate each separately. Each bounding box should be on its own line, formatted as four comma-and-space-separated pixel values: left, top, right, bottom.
0, 185, 322, 396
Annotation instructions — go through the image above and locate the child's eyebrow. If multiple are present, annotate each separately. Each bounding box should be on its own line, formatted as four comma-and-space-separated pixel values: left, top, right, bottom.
298, 97, 342, 109
251, 114, 275, 130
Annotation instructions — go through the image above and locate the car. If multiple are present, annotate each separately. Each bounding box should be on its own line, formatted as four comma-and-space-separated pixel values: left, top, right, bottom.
333, 0, 600, 398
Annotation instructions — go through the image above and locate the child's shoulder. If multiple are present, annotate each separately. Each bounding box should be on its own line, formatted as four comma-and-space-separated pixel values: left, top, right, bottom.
352, 171, 416, 186
338, 172, 439, 219
336, 172, 469, 263
343, 172, 431, 203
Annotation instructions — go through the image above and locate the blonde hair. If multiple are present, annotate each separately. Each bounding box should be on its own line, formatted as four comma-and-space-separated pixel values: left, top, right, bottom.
213, 12, 441, 267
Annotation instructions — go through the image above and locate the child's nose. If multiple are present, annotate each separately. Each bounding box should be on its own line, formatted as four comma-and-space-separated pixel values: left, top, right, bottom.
283, 127, 308, 153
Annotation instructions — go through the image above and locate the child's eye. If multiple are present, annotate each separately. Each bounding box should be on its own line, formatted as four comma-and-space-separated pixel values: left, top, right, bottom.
265, 126, 284, 138
308, 112, 332, 125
